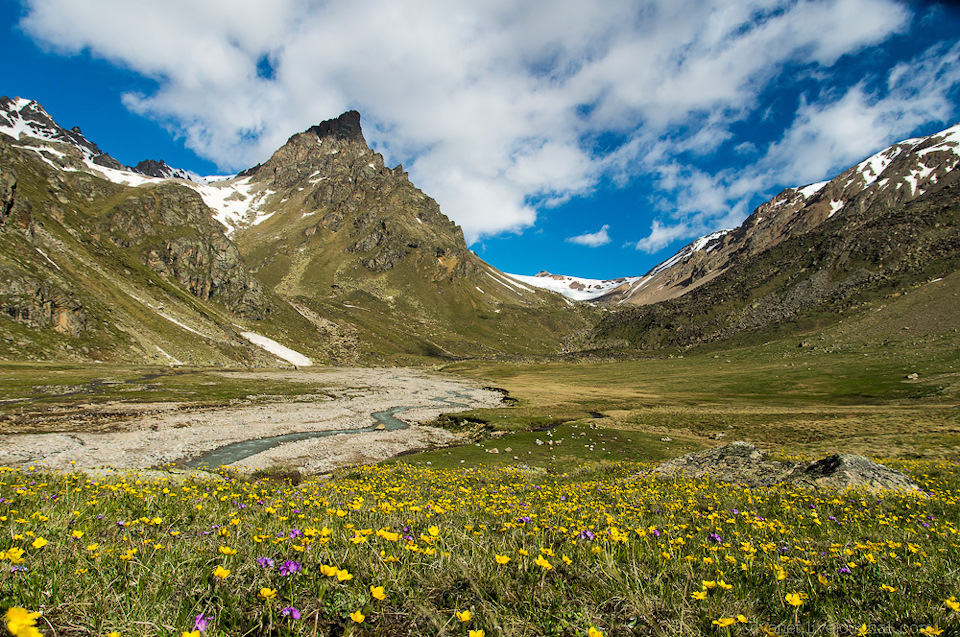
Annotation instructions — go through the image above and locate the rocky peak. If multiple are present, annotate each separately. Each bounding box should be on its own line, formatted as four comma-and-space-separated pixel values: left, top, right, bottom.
129, 159, 194, 181
0, 96, 124, 170
308, 110, 365, 144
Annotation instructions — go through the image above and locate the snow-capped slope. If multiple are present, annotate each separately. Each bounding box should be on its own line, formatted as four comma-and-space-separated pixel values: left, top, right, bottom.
504, 272, 641, 302
1, 97, 274, 235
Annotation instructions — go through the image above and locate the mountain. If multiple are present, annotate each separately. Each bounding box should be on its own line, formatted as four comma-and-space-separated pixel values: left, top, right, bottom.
504, 271, 642, 302
583, 122, 960, 350
0, 97, 584, 365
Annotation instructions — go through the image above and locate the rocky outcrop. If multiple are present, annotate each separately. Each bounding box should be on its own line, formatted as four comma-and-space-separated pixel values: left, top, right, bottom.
103, 185, 265, 318
653, 442, 922, 492
0, 268, 88, 336
789, 453, 921, 492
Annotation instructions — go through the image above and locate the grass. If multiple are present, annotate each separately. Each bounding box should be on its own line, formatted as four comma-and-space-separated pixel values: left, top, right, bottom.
1, 461, 958, 636
437, 320, 960, 461
0, 365, 334, 434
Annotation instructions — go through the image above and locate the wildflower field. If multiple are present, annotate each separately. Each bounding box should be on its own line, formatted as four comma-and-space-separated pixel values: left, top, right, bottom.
2, 459, 959, 637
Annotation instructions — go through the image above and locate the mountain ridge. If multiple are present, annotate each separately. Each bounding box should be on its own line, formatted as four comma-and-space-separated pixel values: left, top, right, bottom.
0, 96, 584, 365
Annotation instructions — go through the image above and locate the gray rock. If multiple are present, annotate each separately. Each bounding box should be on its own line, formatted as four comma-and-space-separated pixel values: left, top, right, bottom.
652, 442, 921, 492
787, 453, 922, 492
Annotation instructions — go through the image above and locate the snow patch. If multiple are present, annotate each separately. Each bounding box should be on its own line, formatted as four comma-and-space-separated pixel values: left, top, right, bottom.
827, 200, 844, 218
795, 181, 828, 199
157, 313, 209, 338
240, 331, 312, 367
35, 248, 61, 271
155, 346, 183, 366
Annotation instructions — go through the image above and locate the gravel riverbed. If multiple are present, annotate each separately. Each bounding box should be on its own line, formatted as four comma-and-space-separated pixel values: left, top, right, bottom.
0, 368, 503, 474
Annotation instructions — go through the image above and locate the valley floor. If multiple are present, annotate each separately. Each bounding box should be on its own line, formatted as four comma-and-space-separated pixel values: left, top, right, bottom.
0, 368, 502, 473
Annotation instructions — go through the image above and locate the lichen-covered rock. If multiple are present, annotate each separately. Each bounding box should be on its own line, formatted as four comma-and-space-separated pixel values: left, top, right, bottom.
652, 442, 921, 493
652, 441, 795, 487
786, 453, 922, 492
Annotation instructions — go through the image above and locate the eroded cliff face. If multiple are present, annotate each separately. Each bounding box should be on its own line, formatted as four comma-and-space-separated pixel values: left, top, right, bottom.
101, 185, 265, 318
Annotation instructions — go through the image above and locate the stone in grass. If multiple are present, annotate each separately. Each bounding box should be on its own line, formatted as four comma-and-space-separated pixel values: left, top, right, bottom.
786, 453, 922, 493
651, 441, 795, 488
652, 442, 922, 493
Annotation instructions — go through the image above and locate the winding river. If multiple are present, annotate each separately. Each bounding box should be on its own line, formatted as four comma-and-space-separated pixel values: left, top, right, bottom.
183, 390, 473, 468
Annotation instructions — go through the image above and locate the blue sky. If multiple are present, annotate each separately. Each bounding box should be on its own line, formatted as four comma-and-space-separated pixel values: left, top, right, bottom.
4, 0, 960, 279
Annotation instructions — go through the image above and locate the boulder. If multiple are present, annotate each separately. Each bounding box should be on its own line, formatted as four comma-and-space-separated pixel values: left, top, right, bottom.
652, 441, 922, 493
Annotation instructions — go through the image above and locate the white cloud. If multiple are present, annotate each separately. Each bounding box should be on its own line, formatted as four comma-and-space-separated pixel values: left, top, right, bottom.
18, 0, 944, 246
566, 224, 611, 247
632, 220, 692, 253
626, 39, 960, 253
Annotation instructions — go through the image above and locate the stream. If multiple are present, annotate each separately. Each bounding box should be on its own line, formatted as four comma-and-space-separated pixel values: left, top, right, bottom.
182, 390, 473, 468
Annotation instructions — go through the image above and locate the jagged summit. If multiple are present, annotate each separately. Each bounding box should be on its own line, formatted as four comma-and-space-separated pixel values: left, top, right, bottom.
129, 159, 194, 181
309, 110, 364, 143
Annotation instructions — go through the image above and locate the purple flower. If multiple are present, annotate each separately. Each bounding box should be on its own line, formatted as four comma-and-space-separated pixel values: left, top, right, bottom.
709, 533, 722, 543
578, 529, 595, 541
256, 556, 275, 569
288, 529, 303, 539
194, 614, 212, 631
279, 560, 302, 576
280, 606, 301, 620
838, 567, 852, 576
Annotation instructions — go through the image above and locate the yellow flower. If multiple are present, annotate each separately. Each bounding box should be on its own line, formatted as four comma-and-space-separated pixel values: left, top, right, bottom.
857, 624, 868, 636
562, 554, 572, 565
880, 584, 897, 593
919, 627, 942, 636
71, 530, 84, 539
717, 580, 733, 590
428, 525, 440, 537
181, 632, 201, 637
336, 568, 353, 582
31, 537, 47, 549
370, 585, 386, 601
350, 610, 365, 624
213, 565, 230, 579
943, 597, 959, 612
737, 615, 748, 623
692, 590, 708, 600
712, 617, 737, 628
469, 631, 485, 637
518, 549, 529, 556
785, 592, 803, 608
456, 610, 472, 622
320, 564, 338, 577
218, 546, 237, 555
107, 632, 121, 637
534, 554, 553, 570
259, 587, 277, 600
5, 607, 42, 637
818, 574, 831, 587
588, 628, 604, 637
495, 554, 511, 565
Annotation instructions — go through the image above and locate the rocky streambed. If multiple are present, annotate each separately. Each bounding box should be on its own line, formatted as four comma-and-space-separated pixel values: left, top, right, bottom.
0, 368, 503, 474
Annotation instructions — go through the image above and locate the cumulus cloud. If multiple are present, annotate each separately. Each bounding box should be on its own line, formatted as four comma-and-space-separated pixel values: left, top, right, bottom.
19, 0, 948, 245
628, 38, 960, 253
566, 225, 611, 247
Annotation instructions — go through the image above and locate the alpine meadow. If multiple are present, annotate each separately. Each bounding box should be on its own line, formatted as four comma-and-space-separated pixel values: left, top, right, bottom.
3, 1, 960, 635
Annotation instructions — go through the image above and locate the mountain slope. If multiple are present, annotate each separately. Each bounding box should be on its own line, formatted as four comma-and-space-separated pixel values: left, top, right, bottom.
0, 98, 586, 365
587, 123, 960, 350
230, 111, 585, 363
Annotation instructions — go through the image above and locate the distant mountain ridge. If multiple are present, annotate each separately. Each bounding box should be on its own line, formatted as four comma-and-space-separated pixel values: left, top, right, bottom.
584, 123, 960, 350
518, 122, 960, 308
